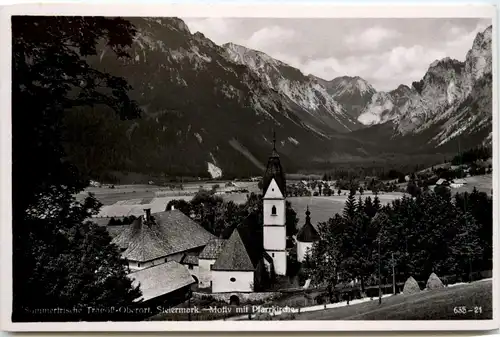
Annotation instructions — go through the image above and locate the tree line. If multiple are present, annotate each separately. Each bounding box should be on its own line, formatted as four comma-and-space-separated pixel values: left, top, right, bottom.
303, 187, 492, 301
451, 145, 491, 165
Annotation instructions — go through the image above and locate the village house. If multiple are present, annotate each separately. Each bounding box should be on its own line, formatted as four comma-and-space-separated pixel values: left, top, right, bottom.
198, 238, 226, 289
112, 208, 216, 282
450, 178, 467, 188
435, 178, 451, 186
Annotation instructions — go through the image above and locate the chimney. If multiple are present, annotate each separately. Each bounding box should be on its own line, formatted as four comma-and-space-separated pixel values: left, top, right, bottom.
171, 205, 175, 211
143, 208, 151, 222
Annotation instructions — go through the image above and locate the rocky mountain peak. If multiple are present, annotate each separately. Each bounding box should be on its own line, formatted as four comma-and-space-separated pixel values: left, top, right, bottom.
222, 42, 360, 134
356, 24, 492, 150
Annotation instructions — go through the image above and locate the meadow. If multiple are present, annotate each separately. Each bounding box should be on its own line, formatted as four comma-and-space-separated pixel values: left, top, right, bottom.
80, 173, 488, 224
287, 279, 492, 320
289, 192, 404, 228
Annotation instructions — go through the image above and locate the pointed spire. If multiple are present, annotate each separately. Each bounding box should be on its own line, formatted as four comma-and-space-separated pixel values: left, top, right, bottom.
273, 128, 276, 150
305, 206, 311, 223
270, 128, 279, 158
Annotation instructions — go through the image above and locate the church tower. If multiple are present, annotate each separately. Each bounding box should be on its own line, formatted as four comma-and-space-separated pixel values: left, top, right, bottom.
262, 131, 287, 276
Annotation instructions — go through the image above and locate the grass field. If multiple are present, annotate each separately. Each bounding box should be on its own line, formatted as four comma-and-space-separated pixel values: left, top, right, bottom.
289, 192, 403, 228
454, 174, 492, 196
78, 182, 406, 221
286, 279, 492, 320
80, 173, 489, 222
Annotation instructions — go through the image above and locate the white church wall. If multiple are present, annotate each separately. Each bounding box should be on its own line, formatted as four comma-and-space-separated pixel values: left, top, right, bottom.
297, 241, 313, 262
263, 200, 285, 226
198, 258, 216, 288
212, 270, 254, 293
263, 179, 284, 199
264, 226, 286, 251
269, 250, 287, 276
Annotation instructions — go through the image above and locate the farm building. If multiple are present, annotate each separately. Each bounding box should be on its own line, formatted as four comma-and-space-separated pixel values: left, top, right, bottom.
296, 206, 320, 262
111, 208, 216, 282
436, 178, 451, 186
450, 178, 467, 188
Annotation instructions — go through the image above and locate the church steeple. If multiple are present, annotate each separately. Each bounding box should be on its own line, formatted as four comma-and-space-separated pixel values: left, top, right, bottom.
297, 206, 320, 243
270, 128, 279, 158
262, 129, 286, 195
305, 205, 311, 223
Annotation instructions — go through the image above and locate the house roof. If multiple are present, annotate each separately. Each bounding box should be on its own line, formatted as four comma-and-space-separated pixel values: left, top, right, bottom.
181, 254, 199, 265
262, 132, 286, 196
199, 238, 226, 259
297, 206, 320, 242
211, 221, 265, 271
111, 209, 216, 262
106, 225, 128, 239
129, 261, 195, 302
436, 178, 447, 185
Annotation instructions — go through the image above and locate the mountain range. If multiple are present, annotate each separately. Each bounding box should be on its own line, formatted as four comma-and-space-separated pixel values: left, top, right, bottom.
65, 17, 492, 181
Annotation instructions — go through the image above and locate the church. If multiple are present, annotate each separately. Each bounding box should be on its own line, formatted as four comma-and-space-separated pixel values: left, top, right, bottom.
200, 132, 289, 293
110, 132, 317, 303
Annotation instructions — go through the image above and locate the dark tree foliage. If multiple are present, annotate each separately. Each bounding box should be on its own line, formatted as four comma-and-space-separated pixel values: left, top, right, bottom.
166, 191, 298, 239
454, 188, 493, 270
406, 180, 421, 198
451, 145, 491, 165
12, 16, 142, 321
309, 189, 491, 295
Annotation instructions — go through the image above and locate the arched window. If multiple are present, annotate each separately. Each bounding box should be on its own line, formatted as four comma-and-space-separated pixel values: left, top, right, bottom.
271, 205, 277, 216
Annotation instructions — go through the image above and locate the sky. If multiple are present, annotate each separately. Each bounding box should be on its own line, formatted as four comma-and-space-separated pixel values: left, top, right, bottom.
182, 18, 491, 91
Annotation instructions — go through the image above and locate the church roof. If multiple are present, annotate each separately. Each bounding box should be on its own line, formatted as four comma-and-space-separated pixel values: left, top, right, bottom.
112, 209, 216, 262
296, 206, 320, 242
211, 229, 255, 271
212, 220, 266, 272
129, 261, 195, 302
262, 131, 286, 196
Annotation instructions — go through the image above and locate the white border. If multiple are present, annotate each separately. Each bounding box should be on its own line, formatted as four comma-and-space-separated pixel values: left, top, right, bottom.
0, 2, 498, 332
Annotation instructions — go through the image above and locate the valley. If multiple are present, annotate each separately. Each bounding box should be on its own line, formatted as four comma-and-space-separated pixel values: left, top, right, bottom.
61, 18, 492, 183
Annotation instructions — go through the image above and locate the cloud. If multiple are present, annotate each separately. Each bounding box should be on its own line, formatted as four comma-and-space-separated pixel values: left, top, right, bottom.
445, 22, 490, 58
246, 26, 296, 51
182, 17, 235, 45
345, 26, 401, 51
181, 17, 491, 91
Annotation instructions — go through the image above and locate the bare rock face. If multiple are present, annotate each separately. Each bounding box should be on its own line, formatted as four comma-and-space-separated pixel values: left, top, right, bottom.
403, 276, 421, 295
426, 272, 445, 290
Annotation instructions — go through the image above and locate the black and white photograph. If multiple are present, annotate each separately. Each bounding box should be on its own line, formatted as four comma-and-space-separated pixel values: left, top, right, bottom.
1, 3, 498, 332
